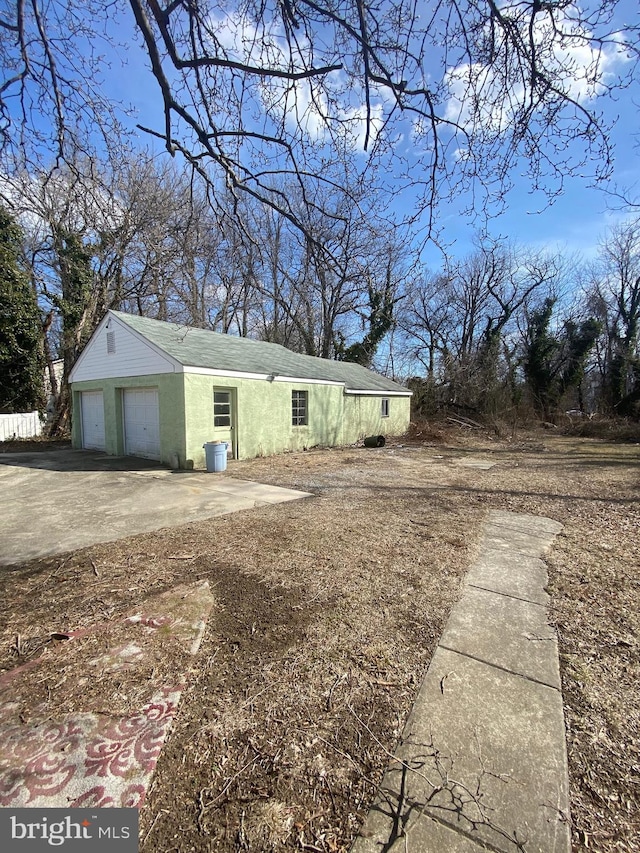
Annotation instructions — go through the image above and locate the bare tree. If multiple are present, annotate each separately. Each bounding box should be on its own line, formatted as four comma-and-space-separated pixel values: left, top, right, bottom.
399, 239, 562, 415
1, 1, 637, 241
397, 272, 454, 379
0, 1, 126, 164
4, 153, 230, 428
587, 219, 640, 415
247, 183, 410, 359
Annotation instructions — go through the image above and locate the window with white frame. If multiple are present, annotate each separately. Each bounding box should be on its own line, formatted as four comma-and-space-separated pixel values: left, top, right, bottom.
214, 390, 231, 427
292, 390, 308, 426
381, 398, 390, 418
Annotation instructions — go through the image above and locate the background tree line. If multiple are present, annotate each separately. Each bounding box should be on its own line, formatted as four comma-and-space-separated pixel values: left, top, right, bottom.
1, 1, 638, 433
1, 152, 639, 432
0, 152, 405, 429
397, 225, 640, 425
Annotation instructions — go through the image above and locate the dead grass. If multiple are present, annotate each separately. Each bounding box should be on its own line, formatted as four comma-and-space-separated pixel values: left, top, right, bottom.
563, 417, 640, 443
1, 432, 638, 851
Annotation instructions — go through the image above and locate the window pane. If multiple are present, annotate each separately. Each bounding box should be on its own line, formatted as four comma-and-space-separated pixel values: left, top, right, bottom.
292, 390, 307, 425
213, 390, 231, 427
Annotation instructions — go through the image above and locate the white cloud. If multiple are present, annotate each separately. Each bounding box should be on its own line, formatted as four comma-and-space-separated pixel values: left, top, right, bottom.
264, 76, 385, 151
0, 168, 126, 240
207, 11, 288, 68
342, 102, 384, 150
443, 4, 628, 137
444, 61, 515, 133
206, 12, 384, 152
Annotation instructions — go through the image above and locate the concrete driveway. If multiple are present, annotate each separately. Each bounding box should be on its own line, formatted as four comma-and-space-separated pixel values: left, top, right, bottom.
0, 449, 312, 566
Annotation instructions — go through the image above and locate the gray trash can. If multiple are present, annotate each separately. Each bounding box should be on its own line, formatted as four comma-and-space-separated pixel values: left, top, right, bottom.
203, 441, 228, 472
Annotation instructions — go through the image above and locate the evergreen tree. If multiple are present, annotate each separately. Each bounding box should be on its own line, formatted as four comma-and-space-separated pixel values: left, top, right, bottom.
0, 207, 44, 413
48, 230, 95, 434
523, 298, 600, 420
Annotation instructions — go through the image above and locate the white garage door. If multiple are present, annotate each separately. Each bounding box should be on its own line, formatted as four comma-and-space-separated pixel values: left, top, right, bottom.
81, 391, 105, 451
123, 388, 160, 460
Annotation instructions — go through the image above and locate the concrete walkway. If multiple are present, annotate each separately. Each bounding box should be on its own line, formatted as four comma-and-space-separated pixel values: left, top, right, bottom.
352, 510, 570, 853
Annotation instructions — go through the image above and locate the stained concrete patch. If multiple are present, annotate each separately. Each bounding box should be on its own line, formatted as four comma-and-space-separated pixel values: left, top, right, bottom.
0, 451, 312, 566
353, 510, 570, 853
454, 457, 497, 470
0, 581, 214, 808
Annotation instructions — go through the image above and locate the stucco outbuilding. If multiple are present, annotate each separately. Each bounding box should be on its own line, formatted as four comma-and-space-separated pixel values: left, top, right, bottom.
69, 311, 412, 469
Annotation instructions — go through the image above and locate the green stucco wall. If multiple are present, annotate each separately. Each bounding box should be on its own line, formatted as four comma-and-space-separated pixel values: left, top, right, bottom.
343, 394, 411, 444
72, 372, 411, 468
183, 374, 348, 467
71, 374, 186, 466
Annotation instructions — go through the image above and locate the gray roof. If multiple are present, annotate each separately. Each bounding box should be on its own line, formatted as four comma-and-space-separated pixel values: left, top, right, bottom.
112, 311, 410, 394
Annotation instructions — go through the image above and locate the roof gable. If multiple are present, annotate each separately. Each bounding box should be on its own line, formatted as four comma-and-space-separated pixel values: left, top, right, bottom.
69, 313, 179, 382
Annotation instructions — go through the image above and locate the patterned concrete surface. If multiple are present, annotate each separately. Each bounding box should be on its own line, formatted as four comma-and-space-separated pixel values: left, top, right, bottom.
0, 581, 214, 808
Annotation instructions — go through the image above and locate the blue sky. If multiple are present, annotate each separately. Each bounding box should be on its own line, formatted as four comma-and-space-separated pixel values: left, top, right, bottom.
439, 95, 640, 263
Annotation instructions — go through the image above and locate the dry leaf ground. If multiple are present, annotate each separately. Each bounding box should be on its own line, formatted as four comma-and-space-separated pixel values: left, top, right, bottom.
0, 431, 638, 851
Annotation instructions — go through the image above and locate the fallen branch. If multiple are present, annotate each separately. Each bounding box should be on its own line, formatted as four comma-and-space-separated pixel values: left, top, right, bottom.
33, 555, 72, 589
447, 416, 480, 430
197, 755, 260, 831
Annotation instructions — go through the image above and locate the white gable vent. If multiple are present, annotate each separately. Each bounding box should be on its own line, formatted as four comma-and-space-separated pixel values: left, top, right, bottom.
106, 330, 116, 354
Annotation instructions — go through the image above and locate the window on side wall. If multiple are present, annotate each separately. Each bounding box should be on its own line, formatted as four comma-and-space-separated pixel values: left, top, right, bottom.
292, 390, 308, 426
381, 398, 390, 418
